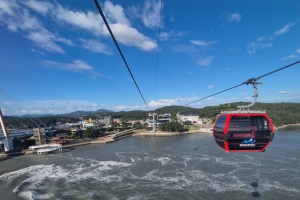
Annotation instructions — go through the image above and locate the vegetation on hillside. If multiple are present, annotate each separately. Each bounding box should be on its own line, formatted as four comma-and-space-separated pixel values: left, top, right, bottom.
3, 102, 300, 128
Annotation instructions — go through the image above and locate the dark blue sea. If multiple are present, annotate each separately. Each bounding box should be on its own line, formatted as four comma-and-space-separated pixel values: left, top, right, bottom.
1, 127, 300, 200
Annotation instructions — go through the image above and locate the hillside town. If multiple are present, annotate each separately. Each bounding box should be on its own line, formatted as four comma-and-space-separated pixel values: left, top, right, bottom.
52, 112, 210, 138
0, 111, 212, 153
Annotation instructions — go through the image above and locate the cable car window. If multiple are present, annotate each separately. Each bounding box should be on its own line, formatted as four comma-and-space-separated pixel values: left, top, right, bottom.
254, 117, 271, 137
214, 116, 227, 134
228, 117, 252, 135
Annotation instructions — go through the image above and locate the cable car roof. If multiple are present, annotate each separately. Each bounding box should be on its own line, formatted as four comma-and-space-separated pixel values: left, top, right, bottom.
221, 110, 266, 114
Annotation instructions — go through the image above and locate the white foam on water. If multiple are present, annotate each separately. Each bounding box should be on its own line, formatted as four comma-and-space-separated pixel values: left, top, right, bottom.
153, 157, 171, 165
0, 165, 54, 181
127, 194, 151, 200
215, 157, 240, 167
259, 179, 300, 193
0, 157, 135, 199
2, 136, 299, 199
18, 191, 54, 200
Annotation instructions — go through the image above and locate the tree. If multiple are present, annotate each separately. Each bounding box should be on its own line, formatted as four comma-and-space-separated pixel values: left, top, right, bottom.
158, 122, 185, 132
83, 128, 101, 139
133, 121, 142, 129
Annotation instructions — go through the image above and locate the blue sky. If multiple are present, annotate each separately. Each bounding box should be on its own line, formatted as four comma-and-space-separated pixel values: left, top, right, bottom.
0, 0, 300, 115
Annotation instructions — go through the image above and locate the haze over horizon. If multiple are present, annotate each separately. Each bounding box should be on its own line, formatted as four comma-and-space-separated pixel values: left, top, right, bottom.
1, 0, 300, 116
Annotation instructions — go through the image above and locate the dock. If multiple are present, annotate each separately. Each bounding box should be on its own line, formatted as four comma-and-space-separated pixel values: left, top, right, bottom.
29, 144, 63, 155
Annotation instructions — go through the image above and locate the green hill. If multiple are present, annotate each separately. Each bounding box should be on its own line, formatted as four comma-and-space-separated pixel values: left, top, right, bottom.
3, 102, 300, 128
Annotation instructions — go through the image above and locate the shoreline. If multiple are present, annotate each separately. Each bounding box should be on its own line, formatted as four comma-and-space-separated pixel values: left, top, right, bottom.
275, 123, 300, 130
2, 124, 300, 157
0, 136, 115, 157
133, 129, 212, 137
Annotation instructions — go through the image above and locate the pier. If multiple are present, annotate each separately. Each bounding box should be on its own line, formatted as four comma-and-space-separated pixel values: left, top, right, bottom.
29, 144, 63, 155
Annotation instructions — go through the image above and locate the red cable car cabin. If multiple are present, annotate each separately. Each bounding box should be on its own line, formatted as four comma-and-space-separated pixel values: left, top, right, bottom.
213, 111, 275, 152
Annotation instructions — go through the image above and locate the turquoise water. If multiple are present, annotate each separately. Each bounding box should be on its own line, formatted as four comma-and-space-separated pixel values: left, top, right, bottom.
0, 128, 300, 200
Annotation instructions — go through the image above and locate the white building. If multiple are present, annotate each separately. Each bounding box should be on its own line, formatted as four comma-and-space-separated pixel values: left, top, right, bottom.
80, 120, 94, 129
177, 113, 199, 123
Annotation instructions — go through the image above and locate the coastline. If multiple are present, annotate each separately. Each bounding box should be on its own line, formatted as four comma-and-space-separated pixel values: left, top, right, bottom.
2, 123, 300, 157
275, 123, 300, 130
133, 128, 212, 137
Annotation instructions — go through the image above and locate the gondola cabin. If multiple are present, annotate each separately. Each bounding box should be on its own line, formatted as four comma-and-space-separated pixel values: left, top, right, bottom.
213, 111, 274, 152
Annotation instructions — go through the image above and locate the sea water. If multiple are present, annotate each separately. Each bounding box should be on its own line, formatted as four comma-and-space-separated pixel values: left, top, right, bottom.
0, 127, 300, 200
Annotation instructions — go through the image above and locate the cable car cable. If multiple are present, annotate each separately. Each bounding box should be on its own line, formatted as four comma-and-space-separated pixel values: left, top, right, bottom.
184, 59, 300, 107
254, 59, 300, 80
94, 0, 149, 111
183, 83, 244, 106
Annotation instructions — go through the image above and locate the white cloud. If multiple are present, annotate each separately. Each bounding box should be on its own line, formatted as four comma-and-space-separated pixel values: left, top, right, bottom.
26, 30, 65, 53
226, 13, 242, 22
109, 23, 157, 51
148, 99, 180, 107
0, 0, 17, 15
42, 59, 92, 71
280, 54, 298, 61
130, 0, 163, 29
115, 105, 127, 110
256, 36, 265, 42
80, 39, 112, 54
246, 42, 272, 55
160, 32, 169, 41
278, 91, 288, 94
208, 85, 214, 89
190, 40, 217, 47
22, 0, 53, 15
297, 49, 300, 53
0, 1, 67, 53
142, 0, 163, 29
30, 48, 45, 55
246, 22, 295, 55
197, 56, 214, 66
55, 1, 157, 51
206, 97, 213, 101
55, 4, 104, 36
274, 22, 294, 36
0, 0, 157, 54
172, 44, 197, 54
10, 100, 114, 115
104, 1, 130, 25
41, 59, 111, 78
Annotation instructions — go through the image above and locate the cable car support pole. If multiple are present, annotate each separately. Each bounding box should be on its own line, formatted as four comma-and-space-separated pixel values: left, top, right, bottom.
237, 79, 262, 111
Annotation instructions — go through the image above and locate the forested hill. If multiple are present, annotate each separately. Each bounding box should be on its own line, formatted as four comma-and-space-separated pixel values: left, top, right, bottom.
110, 102, 300, 126
155, 102, 300, 127
4, 102, 300, 128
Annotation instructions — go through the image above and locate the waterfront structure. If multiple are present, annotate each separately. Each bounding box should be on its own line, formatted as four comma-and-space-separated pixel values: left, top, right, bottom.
29, 144, 62, 155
